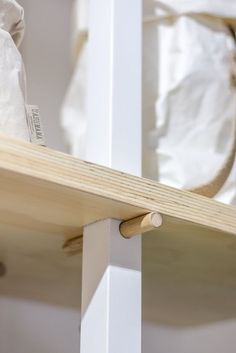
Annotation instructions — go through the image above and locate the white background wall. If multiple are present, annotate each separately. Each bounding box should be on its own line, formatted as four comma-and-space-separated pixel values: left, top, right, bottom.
0, 297, 80, 353
1, 1, 235, 353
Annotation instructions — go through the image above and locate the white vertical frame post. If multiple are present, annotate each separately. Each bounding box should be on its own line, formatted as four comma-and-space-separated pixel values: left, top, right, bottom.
80, 0, 142, 352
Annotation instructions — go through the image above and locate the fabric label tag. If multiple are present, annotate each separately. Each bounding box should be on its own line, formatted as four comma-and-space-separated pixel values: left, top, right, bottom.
25, 105, 46, 146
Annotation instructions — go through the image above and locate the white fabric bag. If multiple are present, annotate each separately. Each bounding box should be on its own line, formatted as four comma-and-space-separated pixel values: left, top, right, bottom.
0, 0, 29, 141
61, 0, 236, 205
143, 0, 236, 204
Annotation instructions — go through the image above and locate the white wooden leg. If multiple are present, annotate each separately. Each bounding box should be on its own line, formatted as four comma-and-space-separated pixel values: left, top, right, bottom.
80, 219, 141, 353
85, 0, 142, 172
80, 0, 142, 352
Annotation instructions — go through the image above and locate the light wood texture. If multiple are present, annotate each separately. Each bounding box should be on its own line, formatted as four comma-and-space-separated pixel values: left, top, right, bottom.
0, 135, 236, 326
120, 212, 162, 238
143, 218, 236, 326
0, 134, 235, 237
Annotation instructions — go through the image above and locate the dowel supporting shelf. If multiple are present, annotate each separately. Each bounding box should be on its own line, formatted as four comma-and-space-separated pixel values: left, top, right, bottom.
120, 212, 163, 238
63, 235, 83, 255
63, 212, 163, 254
0, 134, 235, 236
0, 135, 236, 326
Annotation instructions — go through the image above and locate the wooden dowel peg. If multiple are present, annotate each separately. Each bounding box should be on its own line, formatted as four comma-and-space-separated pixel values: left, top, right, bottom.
63, 212, 162, 254
63, 235, 83, 255
119, 212, 163, 239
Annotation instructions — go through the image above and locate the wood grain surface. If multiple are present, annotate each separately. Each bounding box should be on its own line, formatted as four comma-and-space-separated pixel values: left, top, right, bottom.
0, 135, 236, 326
0, 134, 235, 237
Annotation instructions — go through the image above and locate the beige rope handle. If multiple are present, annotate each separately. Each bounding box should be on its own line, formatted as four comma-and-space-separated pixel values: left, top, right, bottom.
189, 132, 236, 197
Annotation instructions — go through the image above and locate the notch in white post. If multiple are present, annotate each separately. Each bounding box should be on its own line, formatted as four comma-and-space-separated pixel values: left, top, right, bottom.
80, 0, 142, 353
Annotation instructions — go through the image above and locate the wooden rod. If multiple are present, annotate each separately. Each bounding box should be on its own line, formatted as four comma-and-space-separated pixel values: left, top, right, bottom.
63, 235, 83, 255
119, 212, 162, 239
63, 212, 163, 254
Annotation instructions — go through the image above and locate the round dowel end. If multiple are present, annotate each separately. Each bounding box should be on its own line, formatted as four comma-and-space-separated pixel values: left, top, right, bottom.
150, 212, 163, 228
120, 212, 163, 239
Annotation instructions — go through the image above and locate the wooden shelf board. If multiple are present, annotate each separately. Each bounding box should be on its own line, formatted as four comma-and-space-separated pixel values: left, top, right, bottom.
0, 134, 235, 237
0, 135, 236, 327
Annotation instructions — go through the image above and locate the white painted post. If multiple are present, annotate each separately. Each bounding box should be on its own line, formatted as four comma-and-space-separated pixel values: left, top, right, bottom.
80, 0, 142, 353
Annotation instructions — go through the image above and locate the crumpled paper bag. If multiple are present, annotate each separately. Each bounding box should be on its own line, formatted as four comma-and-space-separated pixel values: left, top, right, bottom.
143, 0, 236, 204
0, 0, 29, 141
